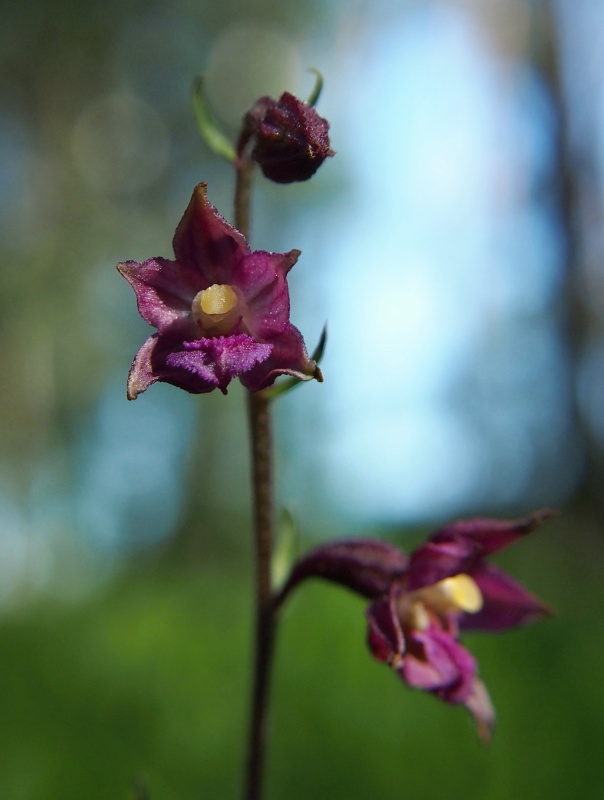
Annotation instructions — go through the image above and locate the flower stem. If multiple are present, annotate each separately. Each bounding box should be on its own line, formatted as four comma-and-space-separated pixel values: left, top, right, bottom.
244, 391, 277, 800
236, 153, 276, 800
235, 155, 254, 239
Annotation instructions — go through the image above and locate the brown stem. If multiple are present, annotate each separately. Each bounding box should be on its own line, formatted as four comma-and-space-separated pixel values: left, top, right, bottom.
236, 153, 277, 800
235, 155, 254, 237
244, 391, 277, 800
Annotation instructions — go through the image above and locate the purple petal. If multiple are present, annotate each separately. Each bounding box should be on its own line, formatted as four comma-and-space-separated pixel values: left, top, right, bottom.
126, 326, 216, 399
366, 592, 405, 664
464, 679, 496, 743
461, 563, 553, 631
234, 250, 299, 339
401, 624, 476, 701
240, 323, 320, 392
172, 183, 249, 285
280, 539, 409, 603
371, 607, 495, 741
166, 334, 273, 394
431, 509, 556, 557
127, 334, 163, 400
117, 257, 202, 331
406, 538, 478, 591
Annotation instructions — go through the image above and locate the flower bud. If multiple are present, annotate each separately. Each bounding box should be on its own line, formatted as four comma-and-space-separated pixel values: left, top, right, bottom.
241, 91, 334, 183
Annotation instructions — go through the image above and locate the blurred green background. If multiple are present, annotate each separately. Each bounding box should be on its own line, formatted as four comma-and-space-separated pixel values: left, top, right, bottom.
2, 0, 604, 798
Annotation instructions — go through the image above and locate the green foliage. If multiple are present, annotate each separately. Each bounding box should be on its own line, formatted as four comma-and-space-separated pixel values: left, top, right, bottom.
192, 76, 237, 163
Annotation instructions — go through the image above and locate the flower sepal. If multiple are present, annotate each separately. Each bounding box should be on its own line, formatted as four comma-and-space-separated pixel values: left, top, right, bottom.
277, 538, 409, 605
262, 325, 326, 398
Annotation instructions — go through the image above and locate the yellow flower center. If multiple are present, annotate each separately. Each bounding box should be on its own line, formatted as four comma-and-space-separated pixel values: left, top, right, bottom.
199, 284, 238, 315
433, 574, 483, 613
398, 573, 483, 631
192, 284, 240, 336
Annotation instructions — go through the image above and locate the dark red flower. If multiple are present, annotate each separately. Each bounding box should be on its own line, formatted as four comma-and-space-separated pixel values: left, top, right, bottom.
240, 92, 334, 183
117, 183, 321, 398
279, 510, 555, 741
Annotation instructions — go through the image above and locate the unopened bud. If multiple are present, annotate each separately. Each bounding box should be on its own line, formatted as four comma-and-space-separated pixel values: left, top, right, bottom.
240, 92, 334, 183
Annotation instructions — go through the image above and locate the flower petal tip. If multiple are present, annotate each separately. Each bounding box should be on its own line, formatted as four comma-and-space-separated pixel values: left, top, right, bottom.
126, 381, 141, 401
510, 506, 559, 541
126, 370, 147, 401
464, 680, 496, 744
534, 600, 556, 622
527, 507, 559, 527
116, 260, 139, 282
192, 180, 208, 197
283, 249, 301, 273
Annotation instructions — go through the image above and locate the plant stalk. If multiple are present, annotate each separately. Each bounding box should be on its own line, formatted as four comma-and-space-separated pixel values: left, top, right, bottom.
236, 153, 277, 800
244, 391, 276, 800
